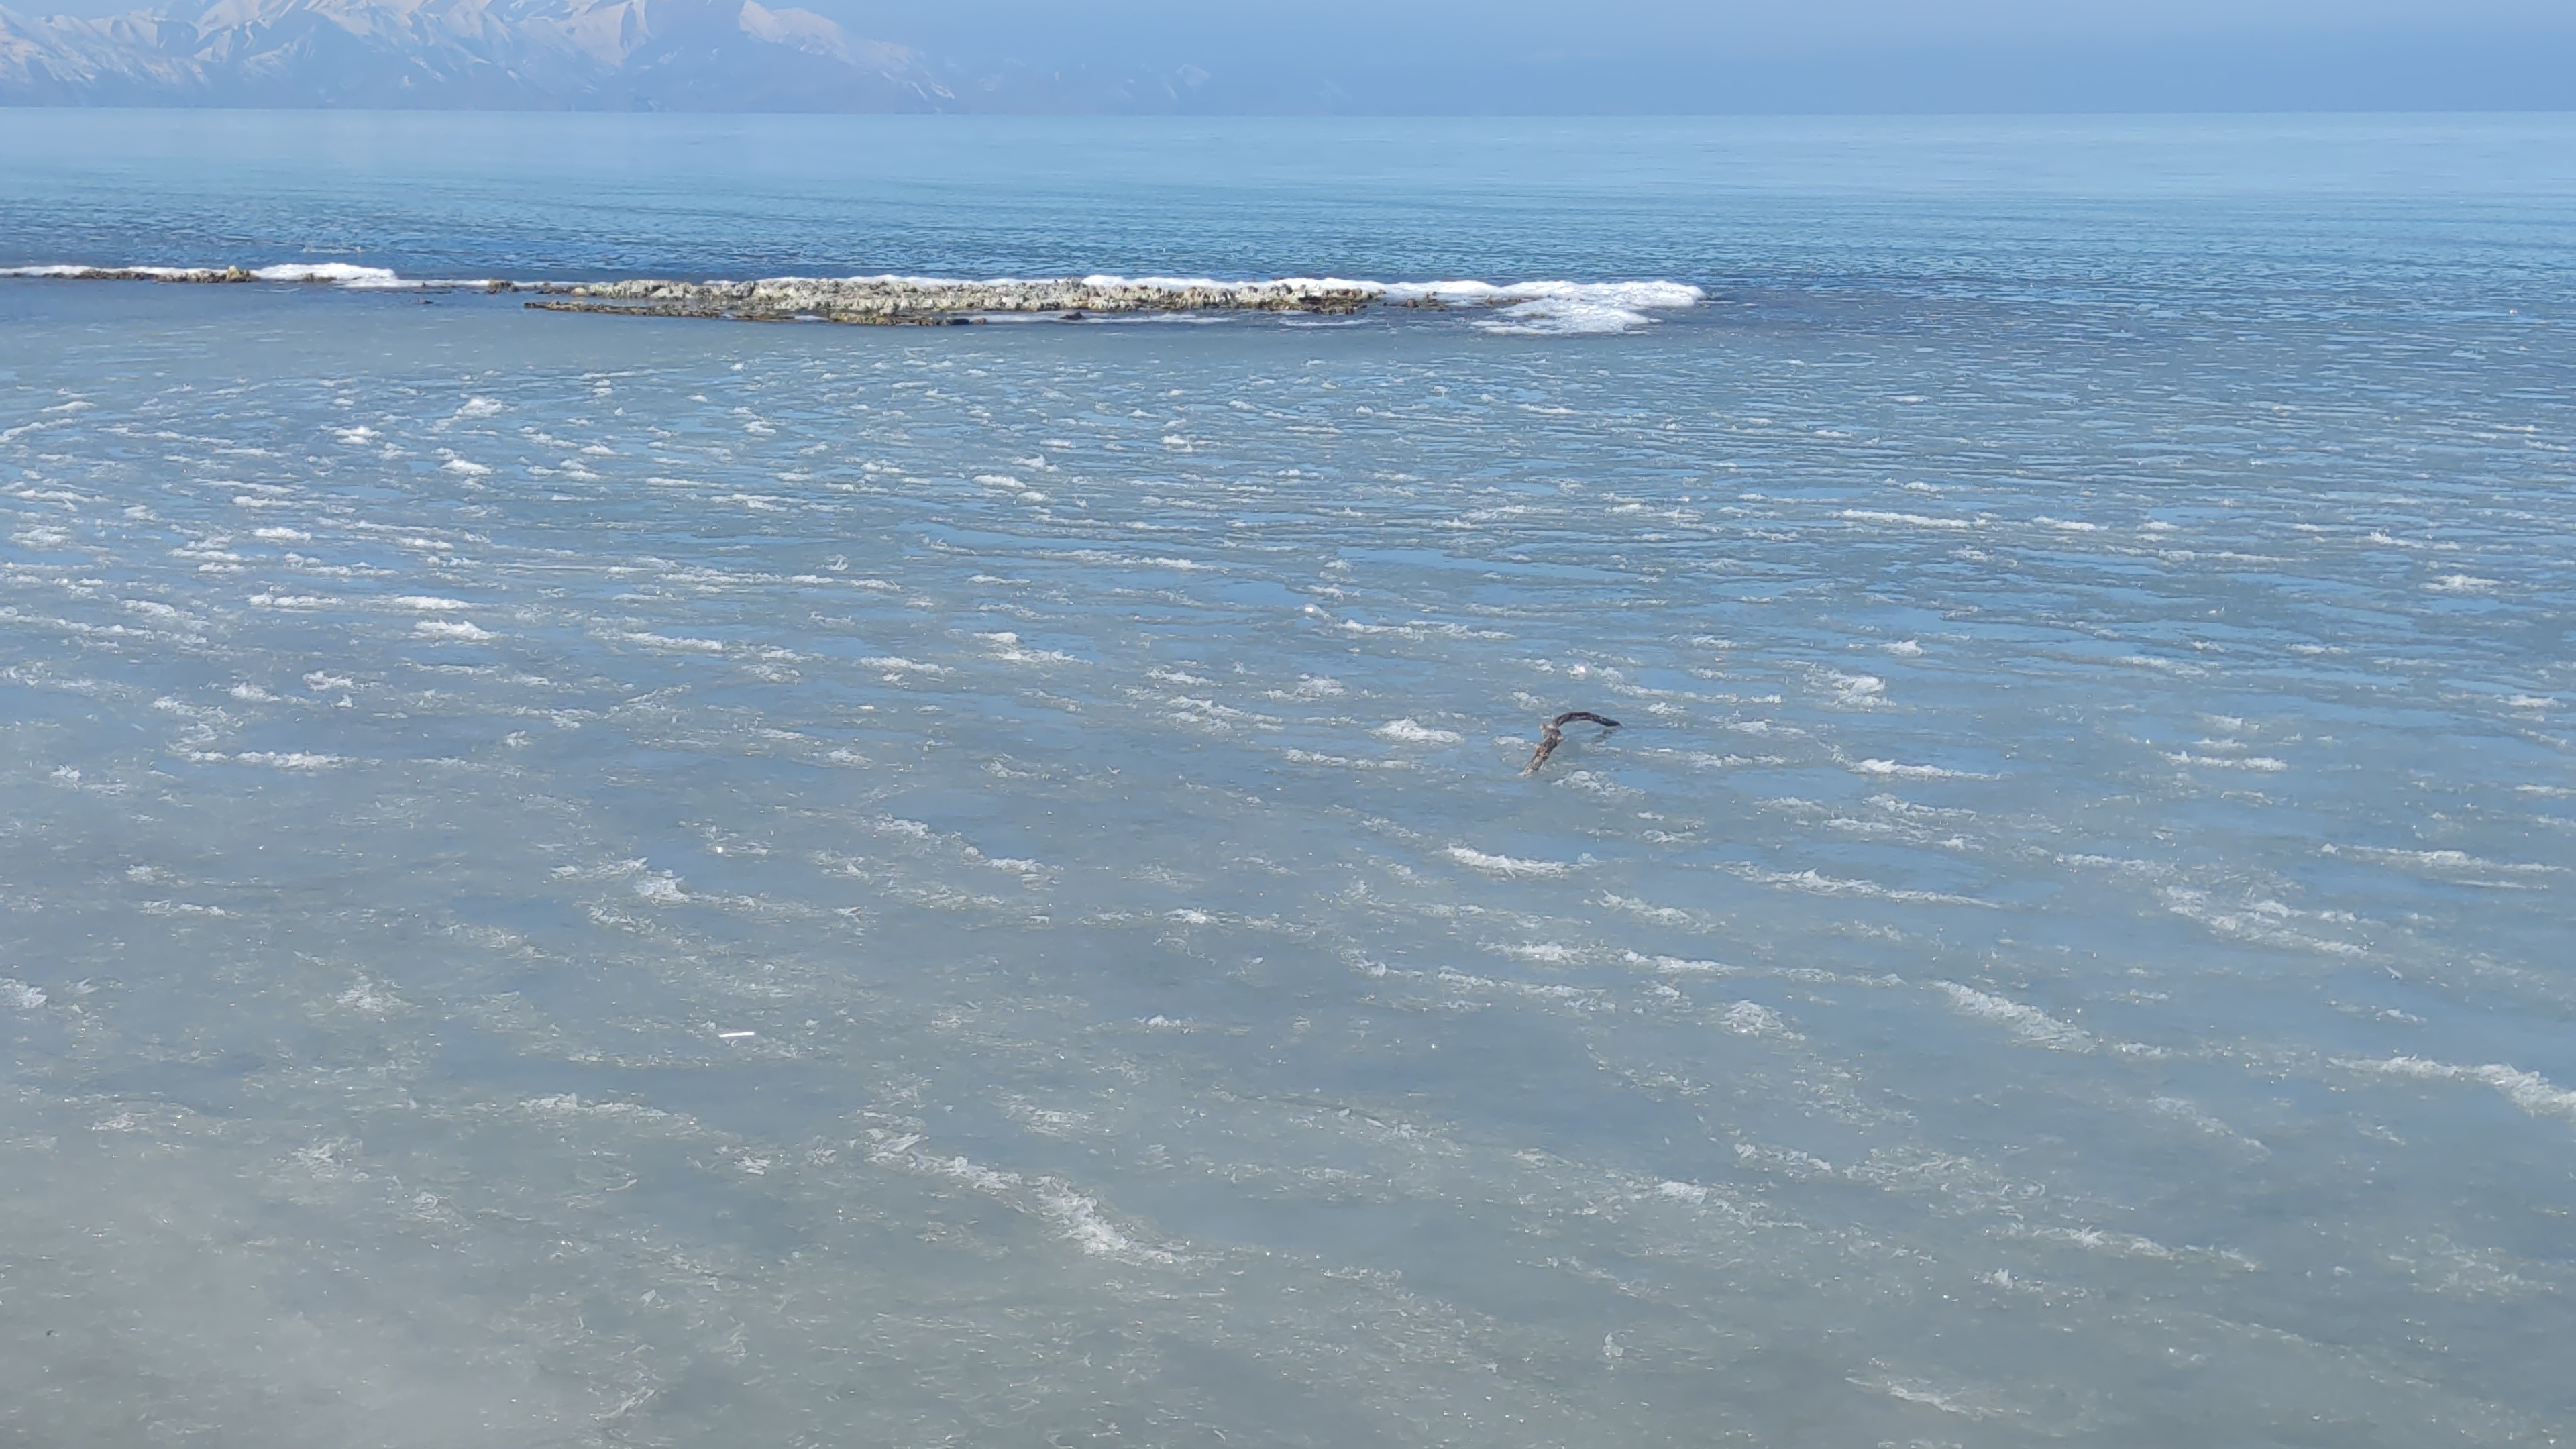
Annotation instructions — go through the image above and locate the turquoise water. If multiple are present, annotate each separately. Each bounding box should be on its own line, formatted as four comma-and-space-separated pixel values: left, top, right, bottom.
3, 112, 2574, 1446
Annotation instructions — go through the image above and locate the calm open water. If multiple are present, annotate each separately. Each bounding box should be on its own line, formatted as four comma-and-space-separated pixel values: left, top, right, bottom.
3, 111, 2574, 1447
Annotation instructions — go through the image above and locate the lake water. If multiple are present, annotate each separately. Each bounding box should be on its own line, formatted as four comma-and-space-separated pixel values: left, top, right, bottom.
3, 111, 2573, 1447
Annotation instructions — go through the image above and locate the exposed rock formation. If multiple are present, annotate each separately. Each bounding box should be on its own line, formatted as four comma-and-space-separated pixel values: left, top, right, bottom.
530, 274, 1383, 323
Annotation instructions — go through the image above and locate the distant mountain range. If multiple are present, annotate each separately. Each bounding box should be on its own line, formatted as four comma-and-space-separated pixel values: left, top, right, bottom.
0, 0, 1220, 111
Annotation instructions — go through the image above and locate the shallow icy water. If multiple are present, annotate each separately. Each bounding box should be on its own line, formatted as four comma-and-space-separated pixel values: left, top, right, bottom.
5, 114, 2576, 1447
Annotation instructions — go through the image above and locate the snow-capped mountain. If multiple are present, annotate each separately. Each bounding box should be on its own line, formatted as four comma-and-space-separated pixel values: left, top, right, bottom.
0, 0, 955, 109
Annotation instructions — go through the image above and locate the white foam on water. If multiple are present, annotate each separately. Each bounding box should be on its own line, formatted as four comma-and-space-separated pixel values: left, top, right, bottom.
623, 632, 727, 653
1937, 981, 2093, 1051
1723, 863, 1988, 907
1383, 279, 1705, 335
979, 631, 1081, 665
2426, 574, 2501, 594
251, 263, 403, 285
1076, 272, 1383, 296
1826, 672, 1887, 708
631, 873, 687, 903
1719, 1001, 1801, 1039
2002, 1223, 2261, 1272
1852, 1375, 2023, 1421
3, 264, 213, 280
1601, 893, 1699, 927
1037, 1187, 1182, 1265
859, 655, 950, 677
1445, 845, 1574, 877
1374, 718, 1462, 744
2165, 751, 2289, 771
2342, 1056, 2576, 1127
1843, 507, 1978, 530
2161, 887, 2369, 957
1849, 758, 1991, 780
2320, 844, 2562, 877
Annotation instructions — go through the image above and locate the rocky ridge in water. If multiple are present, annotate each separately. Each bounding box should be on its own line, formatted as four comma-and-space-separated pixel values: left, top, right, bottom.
530, 274, 1382, 323
0, 266, 1709, 332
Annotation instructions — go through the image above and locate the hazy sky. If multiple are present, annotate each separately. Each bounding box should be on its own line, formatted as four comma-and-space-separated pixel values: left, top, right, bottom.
810, 0, 2576, 110
29, 0, 2576, 110
848, 0, 2571, 56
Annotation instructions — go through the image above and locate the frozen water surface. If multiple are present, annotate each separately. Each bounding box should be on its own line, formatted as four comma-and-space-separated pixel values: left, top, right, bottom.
3, 114, 2575, 1446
